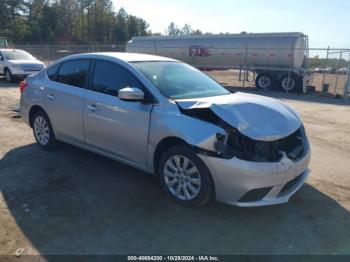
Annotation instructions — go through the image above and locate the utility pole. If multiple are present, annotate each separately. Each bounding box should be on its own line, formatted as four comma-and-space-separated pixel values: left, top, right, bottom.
81, 0, 84, 41
321, 46, 330, 89
344, 52, 350, 100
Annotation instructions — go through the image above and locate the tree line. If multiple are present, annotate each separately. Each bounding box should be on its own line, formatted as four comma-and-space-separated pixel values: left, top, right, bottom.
0, 0, 151, 44
0, 0, 205, 45
309, 56, 349, 69
166, 22, 202, 36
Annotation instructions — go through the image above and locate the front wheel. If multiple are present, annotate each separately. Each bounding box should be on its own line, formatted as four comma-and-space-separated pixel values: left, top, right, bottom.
4, 68, 13, 82
158, 145, 214, 207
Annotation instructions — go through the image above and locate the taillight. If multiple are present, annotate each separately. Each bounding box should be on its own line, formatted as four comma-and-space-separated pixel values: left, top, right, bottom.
19, 80, 28, 93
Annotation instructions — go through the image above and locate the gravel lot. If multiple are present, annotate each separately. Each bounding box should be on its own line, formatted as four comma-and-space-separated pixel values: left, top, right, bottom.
1, 74, 350, 256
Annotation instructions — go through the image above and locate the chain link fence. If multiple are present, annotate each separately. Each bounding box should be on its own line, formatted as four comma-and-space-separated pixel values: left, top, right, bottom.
11, 44, 350, 99
202, 47, 350, 99
313, 48, 350, 98
13, 44, 125, 65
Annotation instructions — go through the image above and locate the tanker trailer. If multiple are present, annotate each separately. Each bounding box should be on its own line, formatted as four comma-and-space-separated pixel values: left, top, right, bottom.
126, 32, 310, 92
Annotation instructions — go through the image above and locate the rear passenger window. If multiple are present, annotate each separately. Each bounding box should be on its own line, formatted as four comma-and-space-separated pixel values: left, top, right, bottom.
46, 63, 60, 81
92, 60, 142, 96
56, 60, 91, 88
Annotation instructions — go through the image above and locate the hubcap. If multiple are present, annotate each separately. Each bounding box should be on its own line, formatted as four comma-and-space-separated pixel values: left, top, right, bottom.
282, 77, 296, 91
258, 76, 271, 89
164, 155, 201, 201
5, 71, 11, 81
34, 116, 50, 145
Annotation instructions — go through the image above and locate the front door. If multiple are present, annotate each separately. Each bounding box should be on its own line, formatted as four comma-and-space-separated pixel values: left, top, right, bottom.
83, 60, 152, 167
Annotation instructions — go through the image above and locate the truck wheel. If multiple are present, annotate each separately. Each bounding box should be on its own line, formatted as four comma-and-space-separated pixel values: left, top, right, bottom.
280, 75, 301, 92
4, 68, 13, 82
158, 144, 214, 207
255, 74, 272, 90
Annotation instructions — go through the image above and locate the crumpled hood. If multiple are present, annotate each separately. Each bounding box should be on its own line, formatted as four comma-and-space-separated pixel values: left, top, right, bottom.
176, 92, 302, 141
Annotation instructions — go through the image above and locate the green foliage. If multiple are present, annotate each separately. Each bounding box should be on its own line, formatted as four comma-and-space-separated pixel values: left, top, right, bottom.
0, 0, 151, 44
3, 17, 31, 43
310, 56, 349, 69
166, 22, 202, 36
167, 22, 181, 36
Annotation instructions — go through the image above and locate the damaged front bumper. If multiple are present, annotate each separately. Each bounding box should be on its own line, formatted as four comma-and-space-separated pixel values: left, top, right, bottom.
198, 139, 311, 207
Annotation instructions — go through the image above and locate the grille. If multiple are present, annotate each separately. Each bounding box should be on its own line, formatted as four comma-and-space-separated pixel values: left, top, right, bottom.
21, 64, 42, 72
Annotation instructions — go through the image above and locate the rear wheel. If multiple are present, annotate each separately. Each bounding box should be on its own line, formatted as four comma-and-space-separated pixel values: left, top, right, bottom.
255, 74, 272, 90
32, 110, 57, 149
158, 145, 214, 207
280, 75, 301, 92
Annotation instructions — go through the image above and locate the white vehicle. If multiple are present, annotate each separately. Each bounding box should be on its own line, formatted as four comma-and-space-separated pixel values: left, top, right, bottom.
0, 49, 45, 82
339, 68, 348, 74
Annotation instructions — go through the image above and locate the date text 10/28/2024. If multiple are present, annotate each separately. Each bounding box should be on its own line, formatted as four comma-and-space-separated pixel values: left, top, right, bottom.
127, 256, 220, 261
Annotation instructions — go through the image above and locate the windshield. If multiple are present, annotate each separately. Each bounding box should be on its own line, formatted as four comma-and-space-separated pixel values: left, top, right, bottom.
132, 61, 230, 99
2, 50, 34, 60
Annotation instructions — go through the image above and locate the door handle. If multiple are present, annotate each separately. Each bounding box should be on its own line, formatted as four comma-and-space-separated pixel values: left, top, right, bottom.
86, 104, 99, 112
47, 94, 55, 101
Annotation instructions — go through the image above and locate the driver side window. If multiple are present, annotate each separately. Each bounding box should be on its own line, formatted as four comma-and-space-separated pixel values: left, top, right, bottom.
92, 60, 142, 97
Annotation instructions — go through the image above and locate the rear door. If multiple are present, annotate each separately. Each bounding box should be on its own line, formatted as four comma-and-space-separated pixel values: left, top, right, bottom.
45, 59, 92, 144
83, 60, 153, 167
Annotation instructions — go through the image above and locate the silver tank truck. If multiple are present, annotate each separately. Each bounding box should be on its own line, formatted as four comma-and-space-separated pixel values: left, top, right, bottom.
126, 32, 310, 92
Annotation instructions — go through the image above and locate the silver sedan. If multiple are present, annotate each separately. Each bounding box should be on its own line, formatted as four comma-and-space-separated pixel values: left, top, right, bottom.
20, 53, 310, 207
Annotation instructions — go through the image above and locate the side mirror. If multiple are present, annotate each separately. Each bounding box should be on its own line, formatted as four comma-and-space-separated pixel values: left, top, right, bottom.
0, 55, 3, 61
118, 87, 145, 101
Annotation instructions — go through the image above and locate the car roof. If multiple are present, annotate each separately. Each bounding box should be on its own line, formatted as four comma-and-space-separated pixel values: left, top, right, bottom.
60, 52, 179, 63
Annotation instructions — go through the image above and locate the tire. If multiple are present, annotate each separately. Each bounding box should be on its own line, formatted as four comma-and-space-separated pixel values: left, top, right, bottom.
32, 110, 57, 149
255, 74, 272, 90
158, 144, 214, 207
4, 68, 13, 82
280, 75, 301, 92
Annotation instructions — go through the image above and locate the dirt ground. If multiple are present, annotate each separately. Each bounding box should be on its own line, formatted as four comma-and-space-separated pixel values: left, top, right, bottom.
1, 73, 350, 257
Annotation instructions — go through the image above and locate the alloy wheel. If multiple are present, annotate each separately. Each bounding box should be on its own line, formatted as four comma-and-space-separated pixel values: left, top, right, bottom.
5, 70, 11, 82
34, 116, 50, 146
163, 155, 201, 201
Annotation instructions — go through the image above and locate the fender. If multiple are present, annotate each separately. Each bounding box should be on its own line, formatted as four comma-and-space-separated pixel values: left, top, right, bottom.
147, 105, 227, 172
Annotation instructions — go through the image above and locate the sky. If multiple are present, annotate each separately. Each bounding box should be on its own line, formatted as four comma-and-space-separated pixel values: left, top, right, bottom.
113, 0, 350, 49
